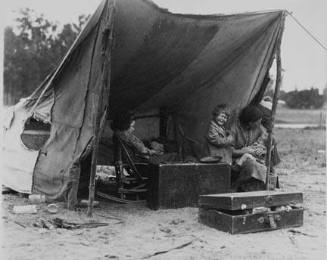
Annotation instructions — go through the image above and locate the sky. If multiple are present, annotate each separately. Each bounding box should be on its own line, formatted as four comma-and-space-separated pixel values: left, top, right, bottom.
1, 0, 327, 94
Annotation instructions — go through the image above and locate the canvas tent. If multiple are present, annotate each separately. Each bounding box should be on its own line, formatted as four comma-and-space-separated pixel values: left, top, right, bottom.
1, 0, 285, 199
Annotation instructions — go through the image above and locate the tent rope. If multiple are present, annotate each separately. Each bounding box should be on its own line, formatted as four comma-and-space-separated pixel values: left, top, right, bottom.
286, 11, 327, 52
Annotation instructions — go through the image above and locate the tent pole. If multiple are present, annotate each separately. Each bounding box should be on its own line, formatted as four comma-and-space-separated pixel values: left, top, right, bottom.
87, 108, 107, 217
265, 12, 286, 190
87, 0, 115, 217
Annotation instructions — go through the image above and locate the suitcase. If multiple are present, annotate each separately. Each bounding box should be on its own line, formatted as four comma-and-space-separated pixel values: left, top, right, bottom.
141, 163, 231, 209
199, 191, 303, 234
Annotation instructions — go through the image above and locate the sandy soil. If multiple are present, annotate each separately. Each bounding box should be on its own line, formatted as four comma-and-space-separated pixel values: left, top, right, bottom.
1, 128, 326, 260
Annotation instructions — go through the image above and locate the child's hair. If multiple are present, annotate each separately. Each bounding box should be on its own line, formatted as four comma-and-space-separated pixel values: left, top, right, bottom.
212, 104, 231, 118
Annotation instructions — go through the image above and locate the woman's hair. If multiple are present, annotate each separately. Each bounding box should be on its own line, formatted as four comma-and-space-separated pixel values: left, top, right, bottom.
212, 104, 231, 118
111, 111, 134, 131
239, 105, 263, 126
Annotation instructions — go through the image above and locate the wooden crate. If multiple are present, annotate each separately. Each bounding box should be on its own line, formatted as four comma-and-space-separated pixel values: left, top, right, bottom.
141, 163, 231, 209
199, 191, 303, 234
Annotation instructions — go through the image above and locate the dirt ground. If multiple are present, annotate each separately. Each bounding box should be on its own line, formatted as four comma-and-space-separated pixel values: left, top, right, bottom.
1, 128, 326, 260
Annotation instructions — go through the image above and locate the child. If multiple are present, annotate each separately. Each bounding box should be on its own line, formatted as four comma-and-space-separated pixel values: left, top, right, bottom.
206, 104, 234, 164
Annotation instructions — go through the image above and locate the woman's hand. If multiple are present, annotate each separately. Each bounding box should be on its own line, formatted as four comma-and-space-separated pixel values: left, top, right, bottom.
232, 147, 254, 157
148, 149, 162, 156
242, 147, 255, 155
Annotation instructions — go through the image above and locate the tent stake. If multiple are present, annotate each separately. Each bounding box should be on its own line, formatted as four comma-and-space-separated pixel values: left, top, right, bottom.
265, 12, 286, 190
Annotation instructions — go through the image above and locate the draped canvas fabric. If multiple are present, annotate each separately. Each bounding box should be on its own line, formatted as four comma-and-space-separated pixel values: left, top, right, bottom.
2, 0, 284, 198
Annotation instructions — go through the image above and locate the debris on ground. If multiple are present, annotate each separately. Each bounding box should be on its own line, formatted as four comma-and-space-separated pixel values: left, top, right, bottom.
33, 218, 56, 230
287, 229, 317, 237
142, 240, 194, 259
13, 205, 38, 214
33, 217, 109, 230
169, 219, 185, 225
13, 221, 26, 228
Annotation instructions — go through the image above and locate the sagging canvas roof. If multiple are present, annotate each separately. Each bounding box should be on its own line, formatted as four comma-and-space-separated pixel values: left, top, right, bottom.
2, 0, 285, 198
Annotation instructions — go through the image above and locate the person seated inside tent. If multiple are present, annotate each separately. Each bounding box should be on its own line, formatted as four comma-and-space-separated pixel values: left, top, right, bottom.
111, 111, 180, 164
206, 104, 234, 164
231, 105, 269, 191
256, 96, 281, 167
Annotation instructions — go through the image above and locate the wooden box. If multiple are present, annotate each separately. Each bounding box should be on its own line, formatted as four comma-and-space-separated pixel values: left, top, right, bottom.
199, 191, 303, 234
142, 163, 231, 210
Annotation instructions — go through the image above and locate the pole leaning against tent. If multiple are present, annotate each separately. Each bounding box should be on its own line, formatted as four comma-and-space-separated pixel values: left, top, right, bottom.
87, 0, 116, 217
265, 11, 286, 190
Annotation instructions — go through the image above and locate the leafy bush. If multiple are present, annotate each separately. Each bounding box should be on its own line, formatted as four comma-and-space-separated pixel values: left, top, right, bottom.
4, 9, 90, 105
283, 88, 324, 109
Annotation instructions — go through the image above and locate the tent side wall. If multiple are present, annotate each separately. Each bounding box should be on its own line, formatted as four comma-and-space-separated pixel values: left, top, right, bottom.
1, 92, 54, 194
32, 0, 114, 198
1, 103, 38, 193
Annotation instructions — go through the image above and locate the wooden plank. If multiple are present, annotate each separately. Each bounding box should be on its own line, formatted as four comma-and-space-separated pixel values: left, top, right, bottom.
199, 191, 303, 210
199, 208, 303, 234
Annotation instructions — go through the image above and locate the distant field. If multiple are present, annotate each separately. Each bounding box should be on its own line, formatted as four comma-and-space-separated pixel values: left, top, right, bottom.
275, 106, 326, 124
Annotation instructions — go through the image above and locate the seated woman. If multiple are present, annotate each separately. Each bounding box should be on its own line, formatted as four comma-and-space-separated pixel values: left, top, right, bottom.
231, 105, 268, 191
111, 111, 180, 164
206, 104, 234, 164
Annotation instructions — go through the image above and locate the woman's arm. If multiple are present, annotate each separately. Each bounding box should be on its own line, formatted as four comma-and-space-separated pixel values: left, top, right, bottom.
120, 131, 152, 155
232, 146, 255, 157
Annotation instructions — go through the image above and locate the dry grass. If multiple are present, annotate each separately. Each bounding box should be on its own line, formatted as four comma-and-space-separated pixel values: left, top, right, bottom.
276, 128, 325, 169
276, 106, 326, 124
